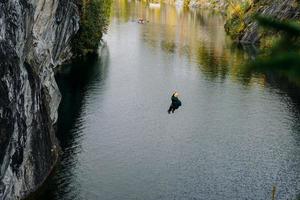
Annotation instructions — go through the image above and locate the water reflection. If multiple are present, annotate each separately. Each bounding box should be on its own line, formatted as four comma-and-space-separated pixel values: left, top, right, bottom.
112, 1, 262, 86
161, 40, 176, 53
29, 1, 300, 199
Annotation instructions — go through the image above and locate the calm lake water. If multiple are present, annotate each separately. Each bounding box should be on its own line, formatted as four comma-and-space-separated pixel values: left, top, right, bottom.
32, 1, 300, 199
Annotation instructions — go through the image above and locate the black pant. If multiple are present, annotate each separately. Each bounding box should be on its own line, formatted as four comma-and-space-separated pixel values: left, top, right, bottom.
168, 105, 176, 113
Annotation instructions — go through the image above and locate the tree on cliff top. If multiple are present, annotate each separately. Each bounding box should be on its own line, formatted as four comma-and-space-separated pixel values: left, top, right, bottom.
73, 0, 112, 55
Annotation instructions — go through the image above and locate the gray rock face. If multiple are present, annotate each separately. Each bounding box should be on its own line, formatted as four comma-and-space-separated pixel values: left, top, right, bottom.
235, 0, 299, 44
189, 0, 227, 9
0, 0, 79, 199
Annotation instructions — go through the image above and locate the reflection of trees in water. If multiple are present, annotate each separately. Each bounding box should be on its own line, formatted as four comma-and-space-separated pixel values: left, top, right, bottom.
113, 0, 293, 90
193, 9, 225, 27
113, 0, 132, 22
129, 2, 232, 68
228, 44, 262, 85
161, 40, 176, 53
178, 44, 191, 57
195, 42, 228, 81
29, 46, 110, 200
137, 4, 226, 54
194, 40, 270, 87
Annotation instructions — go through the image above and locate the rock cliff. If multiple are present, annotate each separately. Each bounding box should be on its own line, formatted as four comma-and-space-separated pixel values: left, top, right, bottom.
0, 0, 79, 199
188, 0, 227, 9
225, 0, 300, 44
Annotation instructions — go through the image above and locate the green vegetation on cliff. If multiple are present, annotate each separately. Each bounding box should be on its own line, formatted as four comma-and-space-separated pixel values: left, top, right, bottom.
224, 0, 300, 45
224, 0, 253, 40
73, 0, 112, 55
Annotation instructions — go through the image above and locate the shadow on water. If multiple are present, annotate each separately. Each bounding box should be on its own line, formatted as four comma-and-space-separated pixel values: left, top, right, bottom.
27, 44, 110, 200
56, 44, 110, 148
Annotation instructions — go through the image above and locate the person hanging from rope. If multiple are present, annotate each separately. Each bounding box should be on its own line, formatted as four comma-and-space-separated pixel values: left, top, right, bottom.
168, 92, 182, 114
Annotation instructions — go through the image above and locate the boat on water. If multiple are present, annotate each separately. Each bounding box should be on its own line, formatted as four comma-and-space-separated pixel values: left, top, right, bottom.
175, 0, 183, 7
149, 2, 160, 8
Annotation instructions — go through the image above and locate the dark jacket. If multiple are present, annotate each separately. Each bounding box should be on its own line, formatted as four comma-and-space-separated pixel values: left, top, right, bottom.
171, 95, 182, 109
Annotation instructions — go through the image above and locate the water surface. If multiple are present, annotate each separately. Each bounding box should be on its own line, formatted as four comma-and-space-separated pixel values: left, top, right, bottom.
34, 1, 300, 199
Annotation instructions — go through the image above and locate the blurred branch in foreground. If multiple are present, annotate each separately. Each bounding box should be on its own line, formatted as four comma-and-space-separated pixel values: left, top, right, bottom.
247, 15, 300, 81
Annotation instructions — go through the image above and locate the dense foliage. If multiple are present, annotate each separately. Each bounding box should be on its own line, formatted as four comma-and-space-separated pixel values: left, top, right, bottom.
224, 0, 253, 39
73, 0, 112, 55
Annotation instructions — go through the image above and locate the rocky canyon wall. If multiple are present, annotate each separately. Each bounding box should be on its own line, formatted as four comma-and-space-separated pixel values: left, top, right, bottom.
0, 0, 79, 199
